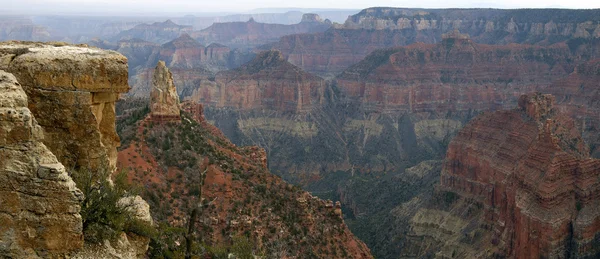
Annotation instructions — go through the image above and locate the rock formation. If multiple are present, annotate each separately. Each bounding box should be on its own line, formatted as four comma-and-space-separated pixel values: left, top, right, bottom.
267, 7, 600, 76
0, 41, 130, 173
0, 70, 84, 258
187, 50, 325, 113
336, 36, 573, 113
435, 93, 600, 258
150, 61, 181, 121
116, 96, 373, 258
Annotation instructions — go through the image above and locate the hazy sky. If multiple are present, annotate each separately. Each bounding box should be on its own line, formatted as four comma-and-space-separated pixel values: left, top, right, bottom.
3, 0, 599, 15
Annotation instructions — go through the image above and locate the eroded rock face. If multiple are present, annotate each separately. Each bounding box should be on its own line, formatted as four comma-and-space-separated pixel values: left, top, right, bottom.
187, 50, 325, 113
439, 93, 600, 258
268, 8, 600, 76
336, 37, 573, 113
0, 70, 84, 258
0, 41, 129, 173
150, 61, 180, 121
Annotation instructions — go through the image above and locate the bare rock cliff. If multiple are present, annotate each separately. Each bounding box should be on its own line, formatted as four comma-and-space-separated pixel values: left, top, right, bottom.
150, 60, 181, 121
439, 93, 600, 258
0, 41, 130, 172
0, 70, 84, 258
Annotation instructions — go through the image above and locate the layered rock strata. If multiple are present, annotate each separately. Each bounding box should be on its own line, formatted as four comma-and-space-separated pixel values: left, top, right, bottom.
0, 41, 130, 172
267, 7, 600, 76
336, 35, 573, 113
439, 93, 600, 258
187, 50, 325, 113
150, 61, 181, 121
0, 70, 84, 258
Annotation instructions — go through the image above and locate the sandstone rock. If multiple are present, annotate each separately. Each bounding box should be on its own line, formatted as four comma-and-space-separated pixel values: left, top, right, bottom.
0, 41, 129, 173
150, 60, 180, 121
439, 93, 600, 258
112, 20, 193, 44
0, 70, 84, 258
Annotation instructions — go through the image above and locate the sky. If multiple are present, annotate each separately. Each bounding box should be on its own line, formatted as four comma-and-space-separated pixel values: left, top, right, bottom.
2, 0, 599, 15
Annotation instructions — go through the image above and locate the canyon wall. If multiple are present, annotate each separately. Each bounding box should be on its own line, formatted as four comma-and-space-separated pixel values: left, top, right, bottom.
426, 93, 600, 258
267, 8, 600, 76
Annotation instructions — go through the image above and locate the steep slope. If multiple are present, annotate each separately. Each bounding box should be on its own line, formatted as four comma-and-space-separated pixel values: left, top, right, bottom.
266, 7, 600, 76
191, 14, 331, 50
415, 93, 600, 258
116, 78, 372, 258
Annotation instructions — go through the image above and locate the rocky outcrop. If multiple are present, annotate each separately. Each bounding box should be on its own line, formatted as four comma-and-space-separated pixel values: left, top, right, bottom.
116, 96, 373, 258
267, 8, 600, 76
113, 20, 193, 44
187, 50, 325, 113
150, 61, 180, 121
191, 16, 331, 50
0, 41, 130, 173
437, 93, 600, 258
0, 70, 84, 258
336, 36, 573, 113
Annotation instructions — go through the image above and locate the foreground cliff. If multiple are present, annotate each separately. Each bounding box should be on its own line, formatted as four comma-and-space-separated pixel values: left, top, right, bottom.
0, 70, 83, 258
0, 41, 154, 258
394, 93, 600, 258
0, 41, 130, 172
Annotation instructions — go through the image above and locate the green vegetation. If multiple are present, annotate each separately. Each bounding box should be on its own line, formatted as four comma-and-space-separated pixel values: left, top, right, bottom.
71, 168, 156, 244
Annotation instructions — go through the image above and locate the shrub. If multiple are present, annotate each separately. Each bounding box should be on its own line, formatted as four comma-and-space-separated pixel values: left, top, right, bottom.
71, 168, 155, 243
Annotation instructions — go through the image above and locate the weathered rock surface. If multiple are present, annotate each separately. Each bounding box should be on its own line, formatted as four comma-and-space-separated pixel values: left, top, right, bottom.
434, 93, 600, 258
191, 14, 331, 50
267, 7, 600, 76
150, 61, 181, 121
0, 70, 84, 258
187, 50, 325, 113
0, 41, 129, 173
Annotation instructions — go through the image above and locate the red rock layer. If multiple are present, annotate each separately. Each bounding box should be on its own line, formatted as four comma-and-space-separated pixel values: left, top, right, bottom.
440, 93, 600, 258
189, 50, 326, 113
116, 102, 373, 258
336, 37, 573, 113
